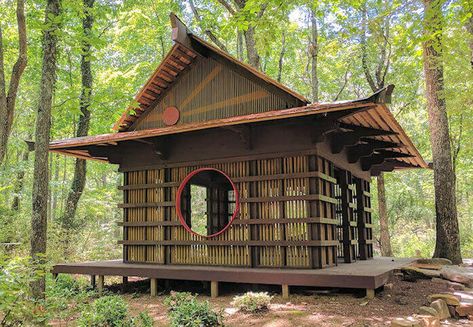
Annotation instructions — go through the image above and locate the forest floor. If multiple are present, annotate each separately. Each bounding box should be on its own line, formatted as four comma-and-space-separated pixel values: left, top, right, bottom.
51, 273, 473, 326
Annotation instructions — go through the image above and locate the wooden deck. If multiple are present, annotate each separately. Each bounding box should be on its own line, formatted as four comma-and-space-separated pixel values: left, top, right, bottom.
53, 257, 413, 292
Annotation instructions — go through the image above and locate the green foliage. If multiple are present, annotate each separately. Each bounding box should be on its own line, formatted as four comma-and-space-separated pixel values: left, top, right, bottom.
0, 255, 49, 326
231, 292, 273, 313
77, 295, 129, 327
77, 295, 154, 327
164, 292, 224, 327
164, 291, 196, 312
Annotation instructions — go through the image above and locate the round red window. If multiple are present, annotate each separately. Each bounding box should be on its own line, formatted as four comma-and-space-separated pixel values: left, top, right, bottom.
176, 168, 240, 238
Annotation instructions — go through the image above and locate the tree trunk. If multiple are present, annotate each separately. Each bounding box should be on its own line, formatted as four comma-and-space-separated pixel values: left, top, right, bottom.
277, 31, 286, 82
0, 0, 27, 164
237, 30, 244, 61
310, 8, 319, 103
30, 0, 62, 300
422, 0, 462, 264
377, 173, 393, 256
11, 147, 29, 210
359, 1, 393, 257
60, 0, 94, 233
243, 26, 260, 69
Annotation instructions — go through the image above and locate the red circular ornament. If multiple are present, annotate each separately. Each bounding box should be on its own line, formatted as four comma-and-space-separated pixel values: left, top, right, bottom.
163, 106, 180, 126
176, 168, 240, 238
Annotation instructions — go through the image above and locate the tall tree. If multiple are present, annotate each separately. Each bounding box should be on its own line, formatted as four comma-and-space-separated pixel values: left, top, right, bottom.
309, 7, 319, 102
188, 0, 228, 52
60, 0, 95, 242
11, 144, 30, 210
30, 0, 62, 299
422, 0, 462, 263
0, 0, 27, 164
360, 1, 393, 256
216, 0, 266, 69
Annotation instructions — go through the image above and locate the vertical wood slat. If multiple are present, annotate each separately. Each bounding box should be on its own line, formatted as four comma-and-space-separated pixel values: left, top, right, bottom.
338, 169, 354, 263
356, 177, 368, 260
120, 154, 369, 269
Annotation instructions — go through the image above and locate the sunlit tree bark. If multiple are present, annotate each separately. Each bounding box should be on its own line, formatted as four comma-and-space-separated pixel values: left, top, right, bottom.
422, 0, 462, 264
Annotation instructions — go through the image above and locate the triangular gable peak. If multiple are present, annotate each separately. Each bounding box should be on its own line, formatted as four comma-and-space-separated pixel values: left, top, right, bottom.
114, 14, 308, 132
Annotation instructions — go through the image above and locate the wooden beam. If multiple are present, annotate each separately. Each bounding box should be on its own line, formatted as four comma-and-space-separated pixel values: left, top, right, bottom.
330, 125, 397, 154
150, 278, 158, 296
153, 137, 171, 160
370, 160, 418, 176
339, 123, 398, 136
346, 139, 404, 163
356, 178, 368, 260
223, 125, 252, 150
211, 281, 219, 298
361, 151, 413, 171
311, 118, 340, 143
337, 169, 354, 263
97, 275, 104, 293
282, 284, 290, 299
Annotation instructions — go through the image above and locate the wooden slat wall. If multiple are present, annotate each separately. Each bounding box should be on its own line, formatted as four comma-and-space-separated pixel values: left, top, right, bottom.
131, 58, 292, 131
121, 153, 371, 268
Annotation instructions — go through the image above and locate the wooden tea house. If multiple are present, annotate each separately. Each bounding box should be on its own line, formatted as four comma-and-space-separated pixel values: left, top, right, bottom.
51, 14, 427, 298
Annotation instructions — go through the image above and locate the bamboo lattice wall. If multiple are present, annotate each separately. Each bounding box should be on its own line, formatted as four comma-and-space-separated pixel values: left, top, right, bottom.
119, 152, 373, 268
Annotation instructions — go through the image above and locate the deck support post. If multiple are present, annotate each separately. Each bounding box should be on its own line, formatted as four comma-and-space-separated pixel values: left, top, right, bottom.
122, 276, 128, 284
366, 288, 375, 299
90, 275, 96, 288
282, 284, 289, 299
210, 281, 219, 298
97, 275, 104, 293
52, 273, 58, 280
150, 278, 158, 296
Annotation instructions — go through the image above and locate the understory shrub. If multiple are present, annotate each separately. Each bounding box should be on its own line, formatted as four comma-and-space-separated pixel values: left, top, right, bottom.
164, 292, 224, 327
231, 292, 273, 313
0, 255, 49, 326
77, 295, 153, 327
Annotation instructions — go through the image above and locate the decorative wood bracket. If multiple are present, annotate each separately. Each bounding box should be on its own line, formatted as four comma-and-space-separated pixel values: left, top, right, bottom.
152, 137, 171, 160
360, 150, 413, 171
370, 160, 418, 176
330, 123, 397, 154
346, 138, 403, 163
311, 118, 340, 143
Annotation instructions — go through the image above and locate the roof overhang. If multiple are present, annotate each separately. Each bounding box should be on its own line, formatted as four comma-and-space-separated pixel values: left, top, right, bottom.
49, 85, 428, 175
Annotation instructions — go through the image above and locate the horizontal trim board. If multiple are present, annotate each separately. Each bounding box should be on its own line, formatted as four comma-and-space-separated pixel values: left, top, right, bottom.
240, 194, 337, 204
118, 217, 340, 227
118, 240, 340, 247
118, 202, 175, 208
119, 171, 337, 191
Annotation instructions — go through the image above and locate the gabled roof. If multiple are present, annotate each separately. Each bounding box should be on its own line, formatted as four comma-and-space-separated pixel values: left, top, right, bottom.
114, 14, 308, 132
50, 86, 429, 173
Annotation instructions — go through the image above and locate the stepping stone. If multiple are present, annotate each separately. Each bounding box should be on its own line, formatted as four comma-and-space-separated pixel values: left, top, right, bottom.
412, 263, 443, 270
391, 317, 420, 327
416, 258, 452, 266
428, 293, 461, 306
430, 299, 450, 320
456, 302, 473, 316
440, 267, 473, 287
403, 267, 440, 280
418, 306, 438, 317
416, 315, 440, 327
